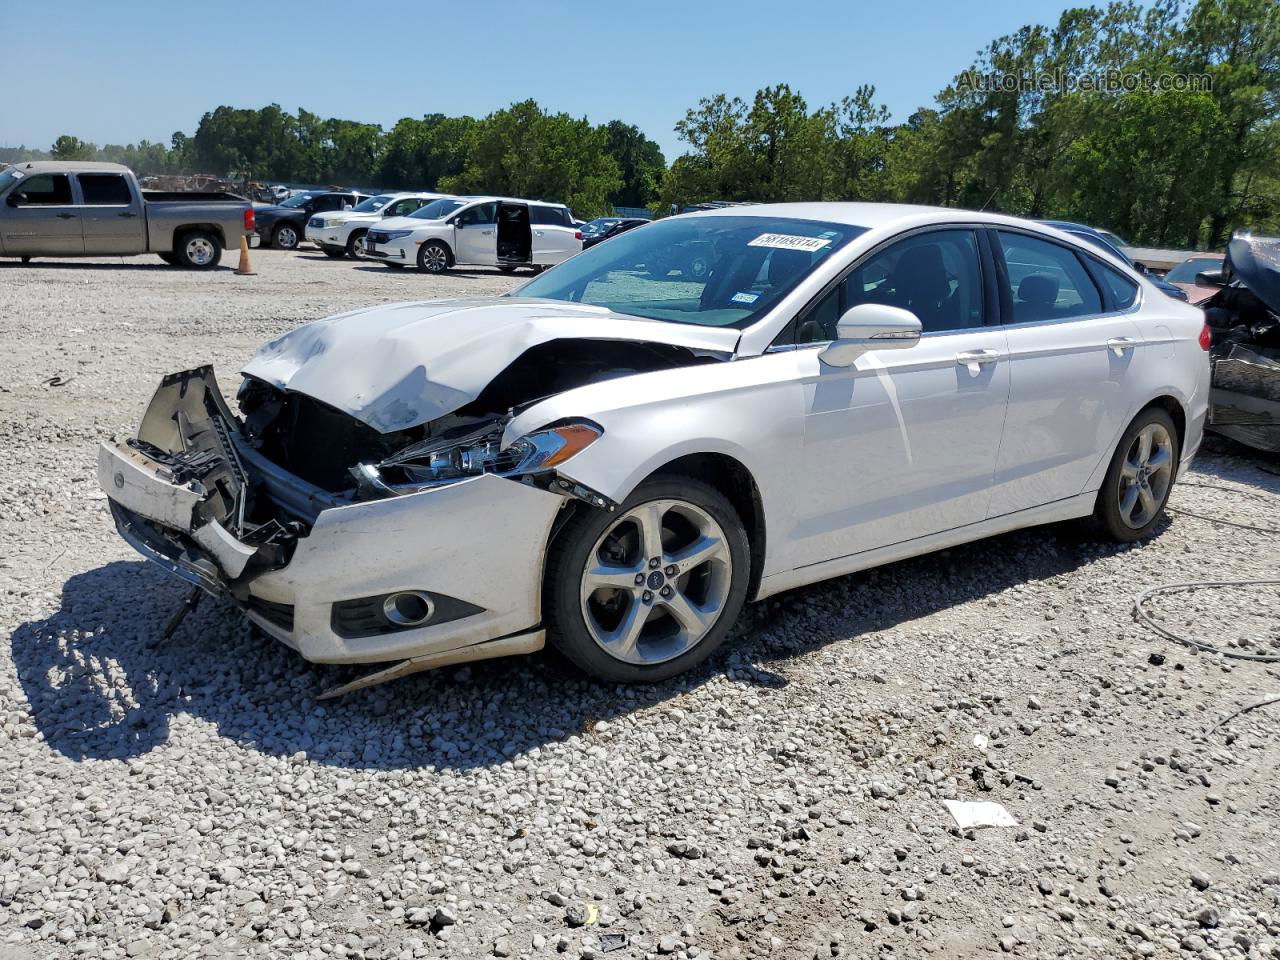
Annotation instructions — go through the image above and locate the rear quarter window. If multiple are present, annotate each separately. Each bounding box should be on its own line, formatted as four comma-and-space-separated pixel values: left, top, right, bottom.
1098, 265, 1139, 309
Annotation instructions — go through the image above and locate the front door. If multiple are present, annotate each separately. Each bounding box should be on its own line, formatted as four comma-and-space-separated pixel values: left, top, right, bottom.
77, 172, 145, 255
987, 229, 1148, 516
1, 173, 84, 255
453, 201, 498, 265
785, 228, 1011, 569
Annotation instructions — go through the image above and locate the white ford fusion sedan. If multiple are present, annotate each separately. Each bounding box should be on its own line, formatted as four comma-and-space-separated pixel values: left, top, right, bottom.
98, 203, 1210, 692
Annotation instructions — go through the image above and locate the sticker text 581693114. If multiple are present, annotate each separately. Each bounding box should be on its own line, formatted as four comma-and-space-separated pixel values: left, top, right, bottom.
748, 233, 832, 253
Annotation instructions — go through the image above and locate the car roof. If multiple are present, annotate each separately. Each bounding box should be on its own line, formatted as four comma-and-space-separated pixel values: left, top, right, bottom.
5, 160, 131, 175
685, 201, 1034, 230
456, 195, 569, 209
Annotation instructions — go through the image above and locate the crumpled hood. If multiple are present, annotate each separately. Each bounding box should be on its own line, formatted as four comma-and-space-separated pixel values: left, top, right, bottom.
1226, 235, 1280, 316
241, 298, 740, 433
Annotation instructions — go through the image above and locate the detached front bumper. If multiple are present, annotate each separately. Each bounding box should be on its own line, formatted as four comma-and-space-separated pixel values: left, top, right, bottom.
98, 369, 566, 666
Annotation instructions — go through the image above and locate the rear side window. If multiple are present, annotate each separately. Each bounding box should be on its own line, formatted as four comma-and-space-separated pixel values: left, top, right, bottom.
531, 206, 569, 226
997, 231, 1102, 323
1098, 265, 1139, 309
78, 173, 132, 205
11, 173, 72, 205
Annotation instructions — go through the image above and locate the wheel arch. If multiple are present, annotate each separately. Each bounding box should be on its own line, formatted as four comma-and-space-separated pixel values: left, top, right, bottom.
1083, 392, 1189, 493
420, 236, 455, 267
173, 223, 226, 250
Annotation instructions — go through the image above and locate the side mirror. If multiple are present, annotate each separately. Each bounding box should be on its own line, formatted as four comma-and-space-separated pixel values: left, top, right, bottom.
5, 193, 20, 208
819, 303, 922, 368
1195, 269, 1227, 288
454, 220, 465, 229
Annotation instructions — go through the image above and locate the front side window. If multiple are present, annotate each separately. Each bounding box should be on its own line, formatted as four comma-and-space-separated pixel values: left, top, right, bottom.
387, 198, 423, 216
409, 198, 464, 221
10, 173, 72, 205
456, 202, 497, 226
998, 231, 1102, 323
515, 214, 864, 328
77, 173, 132, 205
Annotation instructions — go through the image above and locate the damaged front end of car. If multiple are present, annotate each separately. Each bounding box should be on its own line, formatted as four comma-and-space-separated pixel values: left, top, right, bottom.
98, 310, 729, 694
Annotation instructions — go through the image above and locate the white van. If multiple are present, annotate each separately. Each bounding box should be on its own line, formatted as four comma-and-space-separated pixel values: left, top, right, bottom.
363, 196, 582, 273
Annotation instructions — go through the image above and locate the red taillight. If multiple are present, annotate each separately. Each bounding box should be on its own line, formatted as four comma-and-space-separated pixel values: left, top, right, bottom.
1199, 321, 1211, 351
244, 208, 256, 232
575, 230, 582, 241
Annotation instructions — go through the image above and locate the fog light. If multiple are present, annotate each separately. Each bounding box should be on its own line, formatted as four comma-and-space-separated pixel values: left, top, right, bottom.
382, 591, 435, 627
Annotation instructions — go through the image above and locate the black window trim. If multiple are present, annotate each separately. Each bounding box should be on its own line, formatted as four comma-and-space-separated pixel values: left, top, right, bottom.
986, 226, 1141, 329
771, 223, 994, 349
11, 171, 77, 207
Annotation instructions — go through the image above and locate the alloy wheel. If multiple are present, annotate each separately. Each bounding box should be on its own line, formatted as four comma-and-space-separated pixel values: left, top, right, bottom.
422, 244, 448, 272
579, 499, 733, 665
276, 226, 298, 248
1117, 423, 1174, 529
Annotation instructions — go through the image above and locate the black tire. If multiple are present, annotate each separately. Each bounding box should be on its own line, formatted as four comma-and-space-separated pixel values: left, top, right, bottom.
544, 476, 751, 683
321, 245, 346, 259
272, 223, 301, 250
157, 253, 177, 265
530, 264, 546, 274
498, 265, 518, 274
417, 240, 451, 273
1093, 406, 1180, 542
174, 231, 222, 269
21, 256, 32, 264
346, 230, 368, 259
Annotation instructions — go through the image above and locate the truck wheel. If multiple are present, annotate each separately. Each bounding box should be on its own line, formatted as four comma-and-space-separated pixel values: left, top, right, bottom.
346, 230, 369, 259
498, 265, 518, 274
272, 224, 300, 250
417, 241, 451, 273
158, 253, 177, 265
176, 232, 221, 269
321, 245, 346, 259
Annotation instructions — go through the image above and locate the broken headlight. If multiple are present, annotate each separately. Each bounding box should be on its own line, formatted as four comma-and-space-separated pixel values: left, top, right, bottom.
360, 421, 602, 493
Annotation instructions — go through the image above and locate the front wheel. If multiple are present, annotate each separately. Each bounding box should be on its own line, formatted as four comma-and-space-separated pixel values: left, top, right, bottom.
346, 230, 368, 259
272, 223, 300, 250
321, 245, 346, 259
544, 476, 750, 683
1093, 407, 1179, 542
417, 240, 451, 273
175, 231, 221, 269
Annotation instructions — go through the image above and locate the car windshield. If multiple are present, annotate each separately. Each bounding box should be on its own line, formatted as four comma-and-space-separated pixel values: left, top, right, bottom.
581, 218, 622, 238
514, 215, 865, 327
1166, 258, 1224, 283
409, 198, 465, 220
0, 168, 24, 195
353, 195, 393, 213
280, 193, 315, 208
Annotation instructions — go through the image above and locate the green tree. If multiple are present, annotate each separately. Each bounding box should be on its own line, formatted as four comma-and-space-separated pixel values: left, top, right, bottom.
51, 135, 94, 160
601, 121, 666, 208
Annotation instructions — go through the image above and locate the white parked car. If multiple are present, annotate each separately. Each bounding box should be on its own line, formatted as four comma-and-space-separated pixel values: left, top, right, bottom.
363, 196, 582, 273
98, 203, 1209, 694
305, 192, 449, 260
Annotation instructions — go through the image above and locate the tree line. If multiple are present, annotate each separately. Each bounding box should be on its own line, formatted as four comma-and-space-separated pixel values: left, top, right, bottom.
6, 0, 1277, 245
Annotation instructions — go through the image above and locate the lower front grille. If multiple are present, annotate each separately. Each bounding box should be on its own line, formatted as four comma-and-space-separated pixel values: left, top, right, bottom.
247, 597, 295, 633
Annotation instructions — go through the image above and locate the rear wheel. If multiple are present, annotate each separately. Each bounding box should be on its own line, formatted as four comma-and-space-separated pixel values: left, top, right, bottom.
545, 476, 750, 683
272, 223, 300, 250
321, 245, 346, 259
1093, 407, 1179, 542
175, 231, 221, 269
417, 240, 451, 273
346, 230, 369, 259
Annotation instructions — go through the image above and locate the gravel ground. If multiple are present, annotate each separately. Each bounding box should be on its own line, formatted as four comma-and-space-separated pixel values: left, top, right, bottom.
2, 249, 1279, 960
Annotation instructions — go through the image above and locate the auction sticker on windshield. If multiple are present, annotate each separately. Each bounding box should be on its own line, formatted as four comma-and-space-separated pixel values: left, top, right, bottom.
748, 233, 831, 252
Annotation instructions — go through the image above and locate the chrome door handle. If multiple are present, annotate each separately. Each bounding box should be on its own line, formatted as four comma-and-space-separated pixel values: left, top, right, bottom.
56, 212, 76, 219
1106, 336, 1138, 355
535, 230, 545, 236
480, 229, 494, 235
117, 211, 138, 218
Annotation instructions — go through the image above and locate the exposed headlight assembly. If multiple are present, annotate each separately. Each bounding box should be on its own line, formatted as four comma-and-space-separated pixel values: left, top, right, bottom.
355, 421, 603, 495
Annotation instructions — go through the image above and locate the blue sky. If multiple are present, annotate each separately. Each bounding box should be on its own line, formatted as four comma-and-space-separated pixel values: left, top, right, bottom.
5, 0, 1077, 161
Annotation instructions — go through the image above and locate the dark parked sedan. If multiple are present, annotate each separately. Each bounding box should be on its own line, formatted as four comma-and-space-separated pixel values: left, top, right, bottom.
580, 217, 648, 250
255, 191, 370, 250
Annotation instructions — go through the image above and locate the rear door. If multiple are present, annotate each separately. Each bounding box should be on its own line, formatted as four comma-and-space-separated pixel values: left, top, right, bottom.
452, 201, 498, 264
1, 173, 83, 255
987, 228, 1147, 516
531, 205, 579, 264
77, 172, 145, 254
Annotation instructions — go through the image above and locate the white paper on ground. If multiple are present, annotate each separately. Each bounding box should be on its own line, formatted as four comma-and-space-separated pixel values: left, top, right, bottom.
943, 799, 1019, 829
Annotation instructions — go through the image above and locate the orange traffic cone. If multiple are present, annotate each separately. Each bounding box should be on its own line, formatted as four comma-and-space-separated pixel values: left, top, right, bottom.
235, 235, 256, 276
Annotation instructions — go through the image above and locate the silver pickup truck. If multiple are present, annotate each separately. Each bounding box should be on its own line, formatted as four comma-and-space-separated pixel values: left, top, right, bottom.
0, 161, 254, 268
